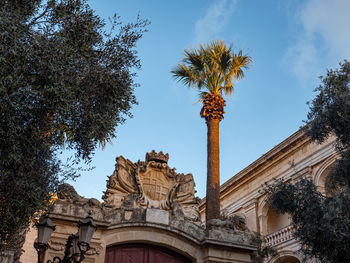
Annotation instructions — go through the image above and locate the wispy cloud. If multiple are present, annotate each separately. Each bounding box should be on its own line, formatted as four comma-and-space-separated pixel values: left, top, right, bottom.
193, 0, 237, 44
286, 0, 350, 85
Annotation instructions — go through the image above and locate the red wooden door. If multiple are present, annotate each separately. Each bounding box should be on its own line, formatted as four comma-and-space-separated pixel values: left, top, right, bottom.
105, 244, 191, 263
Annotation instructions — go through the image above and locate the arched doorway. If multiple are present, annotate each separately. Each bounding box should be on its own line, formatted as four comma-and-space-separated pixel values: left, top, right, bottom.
267, 209, 291, 234
105, 243, 192, 263
274, 255, 300, 263
316, 164, 334, 195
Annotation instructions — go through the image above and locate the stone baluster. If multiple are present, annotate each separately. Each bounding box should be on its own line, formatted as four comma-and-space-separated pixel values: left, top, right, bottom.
264, 224, 295, 247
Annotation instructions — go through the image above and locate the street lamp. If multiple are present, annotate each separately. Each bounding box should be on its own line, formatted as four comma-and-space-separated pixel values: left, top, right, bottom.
77, 213, 97, 253
34, 212, 97, 263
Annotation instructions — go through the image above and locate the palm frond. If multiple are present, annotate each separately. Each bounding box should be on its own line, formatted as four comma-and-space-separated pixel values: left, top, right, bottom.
184, 49, 204, 72
198, 91, 209, 100
221, 84, 234, 96
171, 64, 202, 88
171, 41, 251, 100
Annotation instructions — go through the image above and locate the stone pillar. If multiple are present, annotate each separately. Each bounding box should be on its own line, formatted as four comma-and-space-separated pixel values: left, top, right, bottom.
200, 228, 256, 263
201, 243, 253, 263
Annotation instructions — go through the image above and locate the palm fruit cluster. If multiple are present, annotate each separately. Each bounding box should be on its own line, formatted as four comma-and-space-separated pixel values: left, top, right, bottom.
200, 93, 226, 121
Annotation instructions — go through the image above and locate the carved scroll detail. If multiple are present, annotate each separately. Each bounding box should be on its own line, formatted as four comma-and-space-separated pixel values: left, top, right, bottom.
102, 151, 201, 223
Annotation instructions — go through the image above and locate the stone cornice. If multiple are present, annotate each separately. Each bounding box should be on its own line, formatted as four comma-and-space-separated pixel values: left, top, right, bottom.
50, 205, 255, 251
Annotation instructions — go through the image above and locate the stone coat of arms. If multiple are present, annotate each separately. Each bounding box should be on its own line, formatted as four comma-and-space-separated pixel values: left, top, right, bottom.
102, 151, 201, 223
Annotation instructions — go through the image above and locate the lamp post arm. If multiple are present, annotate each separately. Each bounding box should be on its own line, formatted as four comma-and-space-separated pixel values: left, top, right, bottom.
34, 242, 48, 263
62, 234, 75, 262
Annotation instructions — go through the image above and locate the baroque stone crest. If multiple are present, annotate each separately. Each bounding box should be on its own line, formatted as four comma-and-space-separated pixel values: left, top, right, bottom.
102, 150, 201, 222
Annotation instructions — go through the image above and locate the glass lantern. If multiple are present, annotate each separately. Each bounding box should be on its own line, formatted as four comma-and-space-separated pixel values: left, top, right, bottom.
36, 215, 56, 245
78, 213, 97, 252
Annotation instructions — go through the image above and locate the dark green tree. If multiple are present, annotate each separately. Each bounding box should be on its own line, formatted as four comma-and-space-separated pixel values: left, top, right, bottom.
265, 61, 350, 263
0, 0, 148, 252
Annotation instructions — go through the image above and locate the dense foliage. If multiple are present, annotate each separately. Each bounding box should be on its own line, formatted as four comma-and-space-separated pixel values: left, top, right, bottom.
266, 61, 350, 263
0, 0, 148, 251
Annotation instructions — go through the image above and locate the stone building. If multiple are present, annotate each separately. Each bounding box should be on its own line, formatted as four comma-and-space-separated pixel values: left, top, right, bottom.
19, 130, 337, 262
199, 130, 337, 262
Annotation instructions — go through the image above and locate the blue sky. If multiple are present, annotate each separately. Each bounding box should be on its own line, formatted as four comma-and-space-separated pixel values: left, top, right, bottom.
68, 0, 350, 199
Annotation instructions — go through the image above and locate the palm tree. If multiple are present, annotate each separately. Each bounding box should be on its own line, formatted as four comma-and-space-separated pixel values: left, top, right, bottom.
171, 41, 251, 226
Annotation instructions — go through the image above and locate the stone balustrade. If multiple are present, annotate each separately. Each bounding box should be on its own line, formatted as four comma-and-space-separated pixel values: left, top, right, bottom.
265, 225, 295, 247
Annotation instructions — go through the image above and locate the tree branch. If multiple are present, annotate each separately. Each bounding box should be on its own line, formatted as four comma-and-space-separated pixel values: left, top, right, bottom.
27, 1, 54, 28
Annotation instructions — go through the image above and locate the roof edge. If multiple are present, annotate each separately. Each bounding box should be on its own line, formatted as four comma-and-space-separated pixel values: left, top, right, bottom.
201, 129, 308, 204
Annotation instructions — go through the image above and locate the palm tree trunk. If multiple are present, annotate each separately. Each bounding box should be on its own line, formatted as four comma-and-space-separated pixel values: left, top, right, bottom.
205, 118, 220, 226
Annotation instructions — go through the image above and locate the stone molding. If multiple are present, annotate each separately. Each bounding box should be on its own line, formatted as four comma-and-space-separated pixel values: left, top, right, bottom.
50, 204, 253, 248
219, 130, 308, 196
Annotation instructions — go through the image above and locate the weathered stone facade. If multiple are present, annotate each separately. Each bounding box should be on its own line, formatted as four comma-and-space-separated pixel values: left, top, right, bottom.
20, 130, 337, 262
21, 151, 255, 263
199, 130, 338, 262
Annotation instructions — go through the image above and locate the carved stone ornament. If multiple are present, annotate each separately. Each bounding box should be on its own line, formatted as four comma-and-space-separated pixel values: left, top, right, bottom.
102, 151, 201, 222
207, 215, 248, 231
47, 240, 65, 252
